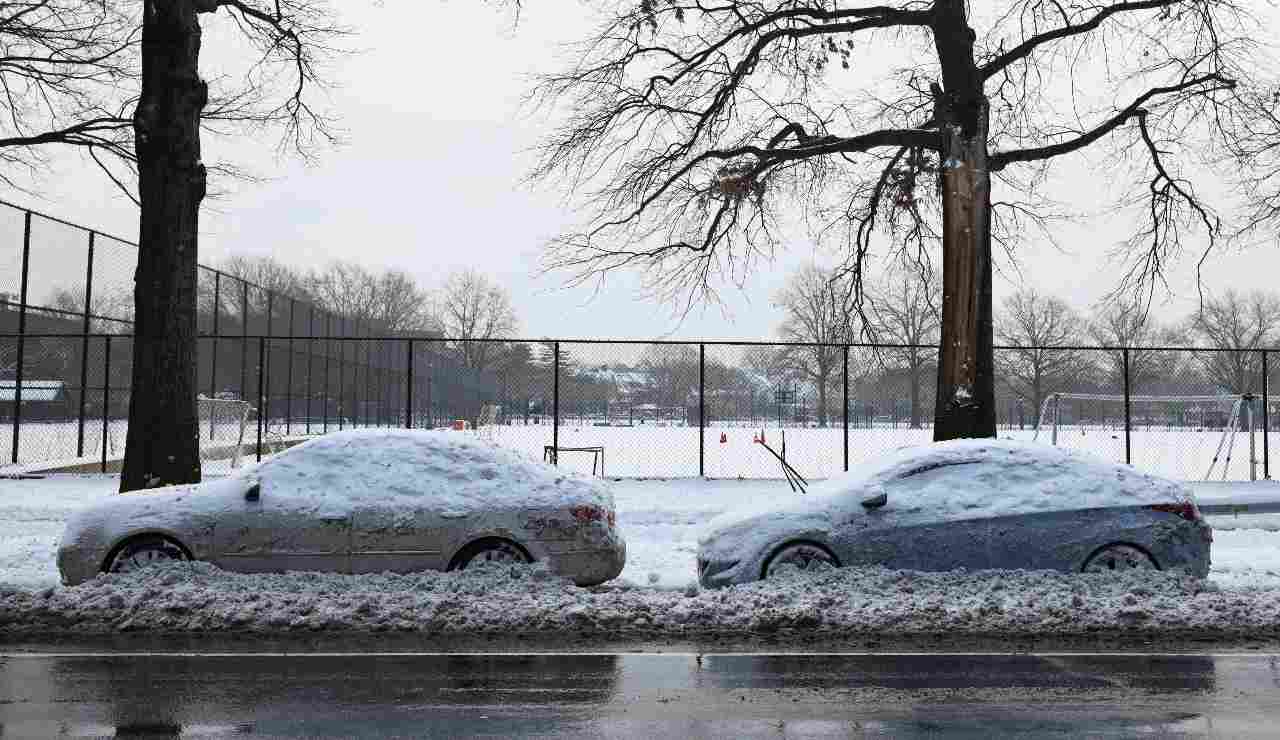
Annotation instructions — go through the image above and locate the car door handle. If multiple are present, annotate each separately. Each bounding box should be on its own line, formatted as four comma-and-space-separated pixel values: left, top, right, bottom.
320, 517, 349, 525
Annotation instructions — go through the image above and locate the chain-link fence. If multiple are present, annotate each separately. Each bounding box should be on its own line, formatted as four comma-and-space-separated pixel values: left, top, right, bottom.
2, 333, 1274, 481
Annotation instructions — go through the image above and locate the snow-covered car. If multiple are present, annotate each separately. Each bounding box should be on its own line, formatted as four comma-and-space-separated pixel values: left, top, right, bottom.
57, 430, 626, 587
696, 439, 1211, 589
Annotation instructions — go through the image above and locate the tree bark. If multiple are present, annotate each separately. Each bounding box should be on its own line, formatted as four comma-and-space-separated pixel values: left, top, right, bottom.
120, 0, 208, 492
933, 103, 996, 440
931, 0, 996, 442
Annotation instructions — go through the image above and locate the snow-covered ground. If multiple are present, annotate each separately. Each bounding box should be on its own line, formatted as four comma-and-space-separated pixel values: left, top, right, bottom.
497, 424, 1271, 482
5, 421, 1271, 482
0, 474, 1278, 634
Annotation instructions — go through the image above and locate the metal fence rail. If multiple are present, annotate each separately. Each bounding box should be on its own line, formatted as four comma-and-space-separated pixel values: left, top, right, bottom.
1, 333, 1275, 481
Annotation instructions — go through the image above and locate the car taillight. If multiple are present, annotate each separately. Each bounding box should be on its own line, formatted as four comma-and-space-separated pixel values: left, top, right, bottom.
1145, 502, 1202, 522
570, 504, 614, 529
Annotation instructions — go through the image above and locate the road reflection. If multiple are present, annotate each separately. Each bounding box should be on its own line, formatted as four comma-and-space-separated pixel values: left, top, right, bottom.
0, 652, 1272, 738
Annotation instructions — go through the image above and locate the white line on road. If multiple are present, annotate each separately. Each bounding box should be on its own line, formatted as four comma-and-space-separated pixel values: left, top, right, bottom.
0, 651, 1277, 658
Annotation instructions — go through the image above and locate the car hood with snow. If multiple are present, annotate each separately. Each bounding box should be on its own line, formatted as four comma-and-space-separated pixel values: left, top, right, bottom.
697, 438, 1197, 564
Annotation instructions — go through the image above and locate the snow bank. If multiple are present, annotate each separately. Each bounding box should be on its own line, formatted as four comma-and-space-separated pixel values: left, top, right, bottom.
1, 560, 1277, 636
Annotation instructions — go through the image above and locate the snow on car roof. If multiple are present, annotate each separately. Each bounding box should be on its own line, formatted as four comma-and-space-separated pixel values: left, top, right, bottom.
253, 429, 613, 513
701, 439, 1192, 546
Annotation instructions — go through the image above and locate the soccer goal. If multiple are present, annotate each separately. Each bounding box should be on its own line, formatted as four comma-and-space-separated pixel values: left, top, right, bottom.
1033, 392, 1261, 480
198, 395, 254, 470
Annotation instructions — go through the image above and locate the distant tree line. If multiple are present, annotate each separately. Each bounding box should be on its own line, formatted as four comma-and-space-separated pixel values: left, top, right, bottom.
769, 261, 1280, 429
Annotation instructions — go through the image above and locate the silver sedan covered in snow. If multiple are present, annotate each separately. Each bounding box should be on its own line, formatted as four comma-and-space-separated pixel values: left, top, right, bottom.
58, 430, 626, 587
697, 439, 1210, 588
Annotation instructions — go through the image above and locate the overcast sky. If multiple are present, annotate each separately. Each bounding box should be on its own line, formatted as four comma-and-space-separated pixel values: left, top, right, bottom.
3, 1, 1276, 341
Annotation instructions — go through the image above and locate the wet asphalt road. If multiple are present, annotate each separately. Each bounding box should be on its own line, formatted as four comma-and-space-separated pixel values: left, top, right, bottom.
1, 652, 1279, 738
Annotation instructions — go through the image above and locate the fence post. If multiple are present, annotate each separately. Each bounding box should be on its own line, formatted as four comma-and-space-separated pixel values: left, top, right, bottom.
209, 271, 220, 413
305, 306, 314, 434
1264, 350, 1270, 479
11, 211, 31, 464
425, 345, 433, 429
405, 339, 414, 429
337, 323, 345, 431
699, 343, 706, 478
256, 336, 265, 462
264, 291, 273, 428
239, 280, 248, 403
286, 299, 295, 436
76, 230, 96, 458
102, 335, 111, 474
1122, 348, 1132, 465
552, 341, 560, 466
323, 313, 331, 433
843, 345, 850, 472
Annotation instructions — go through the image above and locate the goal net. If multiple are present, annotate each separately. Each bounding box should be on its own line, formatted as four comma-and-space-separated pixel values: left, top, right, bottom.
198, 395, 254, 471
1033, 392, 1260, 480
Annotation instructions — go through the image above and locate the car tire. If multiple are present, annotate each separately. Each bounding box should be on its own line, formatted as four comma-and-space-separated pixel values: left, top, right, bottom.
762, 542, 839, 580
1081, 543, 1160, 573
450, 538, 532, 571
105, 536, 189, 575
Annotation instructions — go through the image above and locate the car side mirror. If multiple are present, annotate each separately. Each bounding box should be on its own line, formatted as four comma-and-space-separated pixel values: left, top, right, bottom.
861, 489, 887, 510
245, 482, 261, 502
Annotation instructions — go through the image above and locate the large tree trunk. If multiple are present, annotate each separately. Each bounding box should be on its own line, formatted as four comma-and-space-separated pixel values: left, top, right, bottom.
120, 0, 208, 492
932, 0, 996, 442
933, 107, 996, 440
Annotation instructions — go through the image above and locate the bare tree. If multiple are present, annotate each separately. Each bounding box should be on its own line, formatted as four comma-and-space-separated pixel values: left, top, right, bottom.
1087, 299, 1170, 394
1186, 289, 1280, 394
867, 265, 940, 428
0, 1, 138, 190
773, 264, 855, 427
220, 256, 311, 302
203, 255, 315, 334
531, 0, 1263, 441
309, 261, 434, 333
996, 289, 1092, 420
637, 344, 699, 414
437, 269, 519, 374
45, 285, 133, 332
122, 0, 345, 492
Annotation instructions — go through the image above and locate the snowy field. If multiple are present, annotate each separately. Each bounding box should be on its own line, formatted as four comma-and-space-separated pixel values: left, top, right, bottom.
0, 475, 1278, 635
3, 421, 1270, 482
488, 424, 1268, 482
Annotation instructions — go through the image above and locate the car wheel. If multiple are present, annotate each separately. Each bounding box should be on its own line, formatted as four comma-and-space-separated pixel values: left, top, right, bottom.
106, 536, 188, 575
1081, 543, 1160, 573
763, 542, 838, 579
452, 539, 531, 571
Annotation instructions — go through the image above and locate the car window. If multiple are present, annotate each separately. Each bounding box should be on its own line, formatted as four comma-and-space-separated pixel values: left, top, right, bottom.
882, 460, 992, 509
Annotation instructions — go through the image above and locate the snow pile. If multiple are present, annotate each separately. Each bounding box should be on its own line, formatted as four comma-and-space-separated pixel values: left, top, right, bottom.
1, 560, 1277, 636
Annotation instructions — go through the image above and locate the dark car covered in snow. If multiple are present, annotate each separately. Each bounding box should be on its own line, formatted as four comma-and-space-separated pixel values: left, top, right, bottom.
697, 439, 1211, 588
